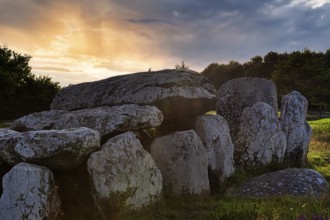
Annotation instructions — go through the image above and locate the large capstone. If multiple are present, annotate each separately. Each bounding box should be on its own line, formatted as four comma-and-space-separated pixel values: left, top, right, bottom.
0, 127, 101, 170
11, 105, 163, 140
229, 168, 329, 198
195, 115, 235, 192
280, 91, 312, 165
50, 69, 217, 122
216, 77, 278, 137
0, 163, 61, 220
234, 102, 286, 169
87, 132, 162, 219
150, 130, 210, 196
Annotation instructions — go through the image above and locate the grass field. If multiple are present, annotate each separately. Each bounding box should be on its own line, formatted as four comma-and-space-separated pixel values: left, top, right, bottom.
308, 118, 330, 183
146, 118, 330, 220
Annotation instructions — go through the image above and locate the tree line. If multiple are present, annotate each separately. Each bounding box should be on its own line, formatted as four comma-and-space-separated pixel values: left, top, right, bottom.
202, 49, 330, 111
0, 46, 60, 120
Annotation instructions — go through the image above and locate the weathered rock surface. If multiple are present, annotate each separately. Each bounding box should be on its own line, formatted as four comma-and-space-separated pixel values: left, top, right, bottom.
0, 163, 61, 220
10, 110, 67, 131
234, 102, 287, 168
230, 168, 329, 198
0, 127, 101, 170
195, 115, 235, 191
50, 69, 217, 121
216, 77, 278, 137
280, 91, 312, 164
150, 130, 210, 196
0, 129, 22, 164
11, 105, 163, 139
87, 132, 162, 219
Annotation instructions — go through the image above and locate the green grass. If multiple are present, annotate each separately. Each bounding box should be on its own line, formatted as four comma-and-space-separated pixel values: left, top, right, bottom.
0, 121, 11, 128
148, 118, 330, 220
150, 196, 330, 220
307, 118, 330, 182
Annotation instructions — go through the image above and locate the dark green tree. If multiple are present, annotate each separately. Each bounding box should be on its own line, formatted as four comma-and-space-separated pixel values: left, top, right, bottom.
0, 46, 60, 119
271, 49, 329, 109
0, 46, 32, 99
202, 61, 244, 88
243, 56, 263, 76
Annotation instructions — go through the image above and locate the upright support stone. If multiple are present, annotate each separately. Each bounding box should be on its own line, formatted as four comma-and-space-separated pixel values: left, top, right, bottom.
150, 130, 210, 196
195, 115, 235, 192
0, 163, 61, 220
87, 132, 162, 219
216, 77, 278, 140
234, 102, 286, 169
280, 91, 312, 165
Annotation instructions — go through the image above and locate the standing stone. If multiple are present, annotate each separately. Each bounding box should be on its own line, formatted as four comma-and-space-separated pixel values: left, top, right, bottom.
50, 69, 217, 122
0, 163, 61, 220
195, 115, 235, 191
10, 105, 163, 139
87, 132, 162, 219
150, 130, 210, 196
280, 91, 312, 164
0, 127, 101, 170
216, 77, 278, 138
234, 102, 286, 168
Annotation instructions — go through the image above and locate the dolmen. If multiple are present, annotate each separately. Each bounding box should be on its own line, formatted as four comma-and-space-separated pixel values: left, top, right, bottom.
0, 69, 327, 219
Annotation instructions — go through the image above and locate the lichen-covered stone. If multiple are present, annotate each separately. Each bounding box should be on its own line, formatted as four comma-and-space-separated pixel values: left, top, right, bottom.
216, 77, 278, 138
150, 130, 210, 196
195, 115, 235, 191
11, 105, 163, 139
280, 91, 312, 164
50, 69, 217, 121
0, 128, 101, 170
0, 129, 22, 164
87, 132, 162, 219
10, 110, 67, 131
0, 163, 61, 220
234, 102, 286, 168
230, 168, 329, 198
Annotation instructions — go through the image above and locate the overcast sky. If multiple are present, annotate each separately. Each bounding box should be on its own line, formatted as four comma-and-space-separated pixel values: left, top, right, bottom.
1, 0, 330, 86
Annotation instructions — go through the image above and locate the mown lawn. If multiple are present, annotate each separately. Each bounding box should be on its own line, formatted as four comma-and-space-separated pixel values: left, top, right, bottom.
144, 118, 330, 220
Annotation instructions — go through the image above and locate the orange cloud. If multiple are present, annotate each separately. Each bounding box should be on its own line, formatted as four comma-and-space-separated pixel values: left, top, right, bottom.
0, 0, 176, 86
